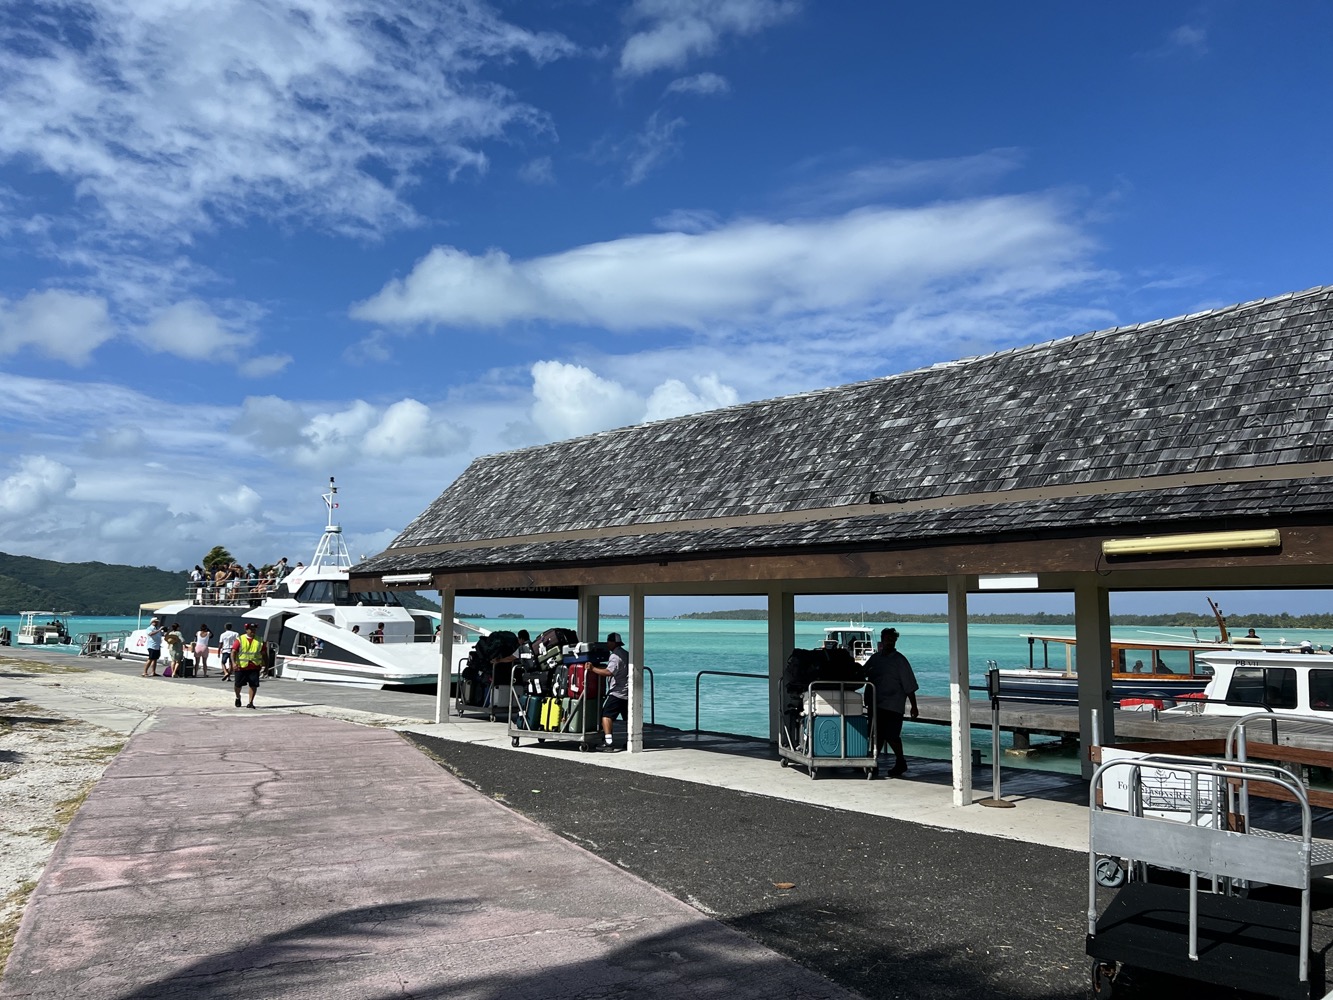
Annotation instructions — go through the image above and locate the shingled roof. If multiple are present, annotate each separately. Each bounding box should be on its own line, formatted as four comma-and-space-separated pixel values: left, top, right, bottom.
357, 285, 1333, 580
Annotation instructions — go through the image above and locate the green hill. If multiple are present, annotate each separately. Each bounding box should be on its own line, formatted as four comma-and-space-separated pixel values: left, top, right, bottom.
0, 552, 187, 615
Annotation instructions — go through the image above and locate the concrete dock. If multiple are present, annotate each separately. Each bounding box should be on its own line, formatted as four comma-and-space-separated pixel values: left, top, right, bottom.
1, 648, 1320, 999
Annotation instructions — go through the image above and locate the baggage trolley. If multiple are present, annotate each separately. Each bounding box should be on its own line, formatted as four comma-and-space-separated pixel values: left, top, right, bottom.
508, 660, 601, 751
456, 654, 519, 722
1087, 753, 1333, 999
778, 681, 876, 779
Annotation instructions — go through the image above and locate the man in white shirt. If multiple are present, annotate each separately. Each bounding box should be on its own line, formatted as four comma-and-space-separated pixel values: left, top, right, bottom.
217, 623, 240, 682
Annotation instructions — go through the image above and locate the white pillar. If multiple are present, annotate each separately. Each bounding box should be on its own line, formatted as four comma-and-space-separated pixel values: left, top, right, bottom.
435, 587, 456, 725
767, 590, 795, 744
947, 577, 973, 806
1075, 578, 1114, 778
628, 586, 645, 753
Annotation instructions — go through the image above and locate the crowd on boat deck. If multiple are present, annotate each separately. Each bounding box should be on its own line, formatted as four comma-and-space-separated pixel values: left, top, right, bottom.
187, 557, 303, 605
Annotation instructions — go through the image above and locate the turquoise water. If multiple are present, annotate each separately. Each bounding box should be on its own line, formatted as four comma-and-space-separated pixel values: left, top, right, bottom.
13, 613, 1333, 772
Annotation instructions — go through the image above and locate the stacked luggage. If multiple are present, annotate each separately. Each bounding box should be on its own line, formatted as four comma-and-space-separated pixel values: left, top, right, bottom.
456, 630, 519, 721
509, 631, 608, 750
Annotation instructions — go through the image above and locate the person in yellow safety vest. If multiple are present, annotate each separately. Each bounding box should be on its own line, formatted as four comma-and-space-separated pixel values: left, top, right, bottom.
232, 622, 266, 709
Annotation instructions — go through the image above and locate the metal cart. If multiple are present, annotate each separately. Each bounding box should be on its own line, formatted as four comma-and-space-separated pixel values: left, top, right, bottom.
778, 681, 876, 779
455, 654, 517, 722
508, 661, 601, 751
1087, 753, 1332, 999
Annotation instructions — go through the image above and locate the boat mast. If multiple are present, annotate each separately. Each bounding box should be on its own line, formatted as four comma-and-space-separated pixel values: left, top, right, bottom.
308, 477, 353, 573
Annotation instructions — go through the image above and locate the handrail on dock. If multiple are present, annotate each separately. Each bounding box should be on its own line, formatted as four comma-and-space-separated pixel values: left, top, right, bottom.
694, 670, 767, 734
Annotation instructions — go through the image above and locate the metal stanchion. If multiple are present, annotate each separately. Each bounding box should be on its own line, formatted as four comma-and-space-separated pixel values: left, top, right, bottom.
978, 667, 1015, 809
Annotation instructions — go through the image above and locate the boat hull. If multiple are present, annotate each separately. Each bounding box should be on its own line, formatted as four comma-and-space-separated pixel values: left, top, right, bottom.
997, 670, 1209, 703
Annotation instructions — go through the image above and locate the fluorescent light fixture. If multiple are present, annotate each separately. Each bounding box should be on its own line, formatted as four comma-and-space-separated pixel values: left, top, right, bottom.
382, 572, 433, 586
978, 574, 1039, 590
1102, 528, 1281, 557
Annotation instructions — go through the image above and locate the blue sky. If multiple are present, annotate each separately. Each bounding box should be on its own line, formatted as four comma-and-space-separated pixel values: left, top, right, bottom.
1, 2, 1331, 616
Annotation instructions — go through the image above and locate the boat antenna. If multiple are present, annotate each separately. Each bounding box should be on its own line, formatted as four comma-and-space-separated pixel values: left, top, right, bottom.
309, 477, 352, 573
323, 477, 339, 528
1207, 597, 1230, 643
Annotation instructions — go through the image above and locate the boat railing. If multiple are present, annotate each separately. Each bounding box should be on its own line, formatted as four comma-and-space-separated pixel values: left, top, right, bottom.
77, 630, 132, 657
694, 669, 765, 734
184, 581, 281, 606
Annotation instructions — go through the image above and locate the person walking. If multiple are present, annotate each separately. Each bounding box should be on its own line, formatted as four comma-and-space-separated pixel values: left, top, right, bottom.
217, 622, 239, 681
864, 627, 919, 777
233, 622, 265, 709
590, 632, 629, 752
194, 624, 212, 677
142, 618, 164, 676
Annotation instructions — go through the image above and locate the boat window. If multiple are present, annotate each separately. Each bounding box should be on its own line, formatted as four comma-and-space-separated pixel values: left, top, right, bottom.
1225, 666, 1298, 710
1310, 670, 1333, 711
1148, 650, 1184, 674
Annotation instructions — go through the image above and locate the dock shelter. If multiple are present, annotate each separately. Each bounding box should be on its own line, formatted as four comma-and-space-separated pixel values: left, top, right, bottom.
352, 285, 1333, 805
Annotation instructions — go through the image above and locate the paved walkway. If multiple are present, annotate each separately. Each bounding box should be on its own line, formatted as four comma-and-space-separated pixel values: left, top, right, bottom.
1, 707, 857, 1000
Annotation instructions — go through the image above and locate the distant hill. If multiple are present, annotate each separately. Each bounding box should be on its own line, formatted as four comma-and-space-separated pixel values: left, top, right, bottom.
0, 551, 187, 615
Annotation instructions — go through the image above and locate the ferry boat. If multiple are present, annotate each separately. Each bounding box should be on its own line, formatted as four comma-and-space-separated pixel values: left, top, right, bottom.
118, 480, 486, 688
16, 611, 75, 646
1174, 647, 1333, 718
821, 623, 874, 665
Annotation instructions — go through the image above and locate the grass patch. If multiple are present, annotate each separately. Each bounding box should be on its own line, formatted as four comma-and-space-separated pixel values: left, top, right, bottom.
0, 879, 39, 974
43, 782, 96, 842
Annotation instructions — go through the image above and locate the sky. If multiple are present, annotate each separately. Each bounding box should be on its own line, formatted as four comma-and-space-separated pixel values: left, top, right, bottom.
1, 2, 1331, 617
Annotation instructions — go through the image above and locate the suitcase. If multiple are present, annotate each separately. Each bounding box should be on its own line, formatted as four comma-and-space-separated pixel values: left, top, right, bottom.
515, 694, 541, 730
567, 663, 600, 700
178, 662, 196, 678
540, 696, 563, 732
564, 695, 600, 733
534, 627, 578, 656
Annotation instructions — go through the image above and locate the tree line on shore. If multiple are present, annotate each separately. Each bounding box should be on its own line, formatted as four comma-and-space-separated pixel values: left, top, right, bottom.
674, 608, 1333, 629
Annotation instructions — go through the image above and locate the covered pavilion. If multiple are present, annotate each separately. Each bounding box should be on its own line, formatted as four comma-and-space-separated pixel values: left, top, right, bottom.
352, 284, 1333, 804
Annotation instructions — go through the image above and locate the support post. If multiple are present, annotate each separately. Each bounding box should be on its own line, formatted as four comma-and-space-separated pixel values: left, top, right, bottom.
1075, 578, 1114, 778
577, 592, 600, 649
947, 576, 973, 806
628, 586, 645, 753
767, 590, 795, 745
435, 587, 456, 725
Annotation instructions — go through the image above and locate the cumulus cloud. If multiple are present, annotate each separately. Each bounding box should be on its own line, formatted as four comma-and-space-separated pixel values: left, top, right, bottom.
137, 300, 255, 360
354, 195, 1094, 331
234, 396, 469, 467
665, 72, 730, 97
619, 0, 800, 77
0, 456, 77, 517
0, 290, 114, 364
644, 374, 739, 421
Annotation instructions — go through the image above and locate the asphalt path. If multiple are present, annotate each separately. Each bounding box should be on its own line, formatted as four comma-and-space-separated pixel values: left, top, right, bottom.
404, 733, 1096, 1000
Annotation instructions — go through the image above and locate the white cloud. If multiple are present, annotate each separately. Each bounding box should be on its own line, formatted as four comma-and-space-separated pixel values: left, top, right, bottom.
354, 195, 1094, 331
625, 111, 687, 185
137, 300, 255, 361
0, 456, 77, 517
0, 1, 576, 243
619, 0, 800, 78
665, 72, 730, 97
644, 374, 739, 421
531, 361, 642, 439
519, 156, 556, 185
787, 150, 1027, 211
0, 290, 114, 364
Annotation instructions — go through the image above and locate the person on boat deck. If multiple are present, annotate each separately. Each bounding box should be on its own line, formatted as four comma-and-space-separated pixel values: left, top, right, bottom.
164, 623, 185, 676
1130, 659, 1146, 673
233, 622, 265, 709
1246, 628, 1261, 641
143, 618, 165, 677
864, 628, 919, 777
273, 557, 289, 580
194, 624, 212, 677
217, 622, 238, 681
370, 624, 385, 643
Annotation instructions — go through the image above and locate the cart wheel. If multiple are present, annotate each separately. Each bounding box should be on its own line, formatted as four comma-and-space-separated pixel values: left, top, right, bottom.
578, 742, 588, 752
537, 738, 545, 744
1089, 959, 1117, 997
810, 768, 818, 780
1094, 856, 1126, 888
780, 758, 789, 768
510, 737, 520, 748
866, 767, 875, 779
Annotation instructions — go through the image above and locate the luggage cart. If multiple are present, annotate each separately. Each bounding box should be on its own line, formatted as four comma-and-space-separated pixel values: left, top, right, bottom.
1087, 753, 1332, 999
508, 660, 601, 751
778, 681, 876, 779
455, 654, 518, 722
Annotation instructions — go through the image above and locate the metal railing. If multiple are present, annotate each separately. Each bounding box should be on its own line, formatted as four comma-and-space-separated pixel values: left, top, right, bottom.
694, 670, 767, 734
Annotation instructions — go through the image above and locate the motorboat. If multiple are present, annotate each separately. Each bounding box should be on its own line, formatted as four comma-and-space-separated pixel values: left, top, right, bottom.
821, 623, 874, 665
16, 611, 75, 646
1171, 647, 1333, 718
118, 479, 486, 688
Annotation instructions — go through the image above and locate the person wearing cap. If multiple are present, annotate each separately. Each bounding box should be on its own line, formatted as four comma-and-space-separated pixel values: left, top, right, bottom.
233, 623, 266, 708
864, 627, 919, 777
590, 632, 629, 752
142, 618, 165, 677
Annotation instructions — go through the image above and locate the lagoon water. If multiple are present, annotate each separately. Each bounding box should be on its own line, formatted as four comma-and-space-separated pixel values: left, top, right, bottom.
10, 613, 1333, 774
